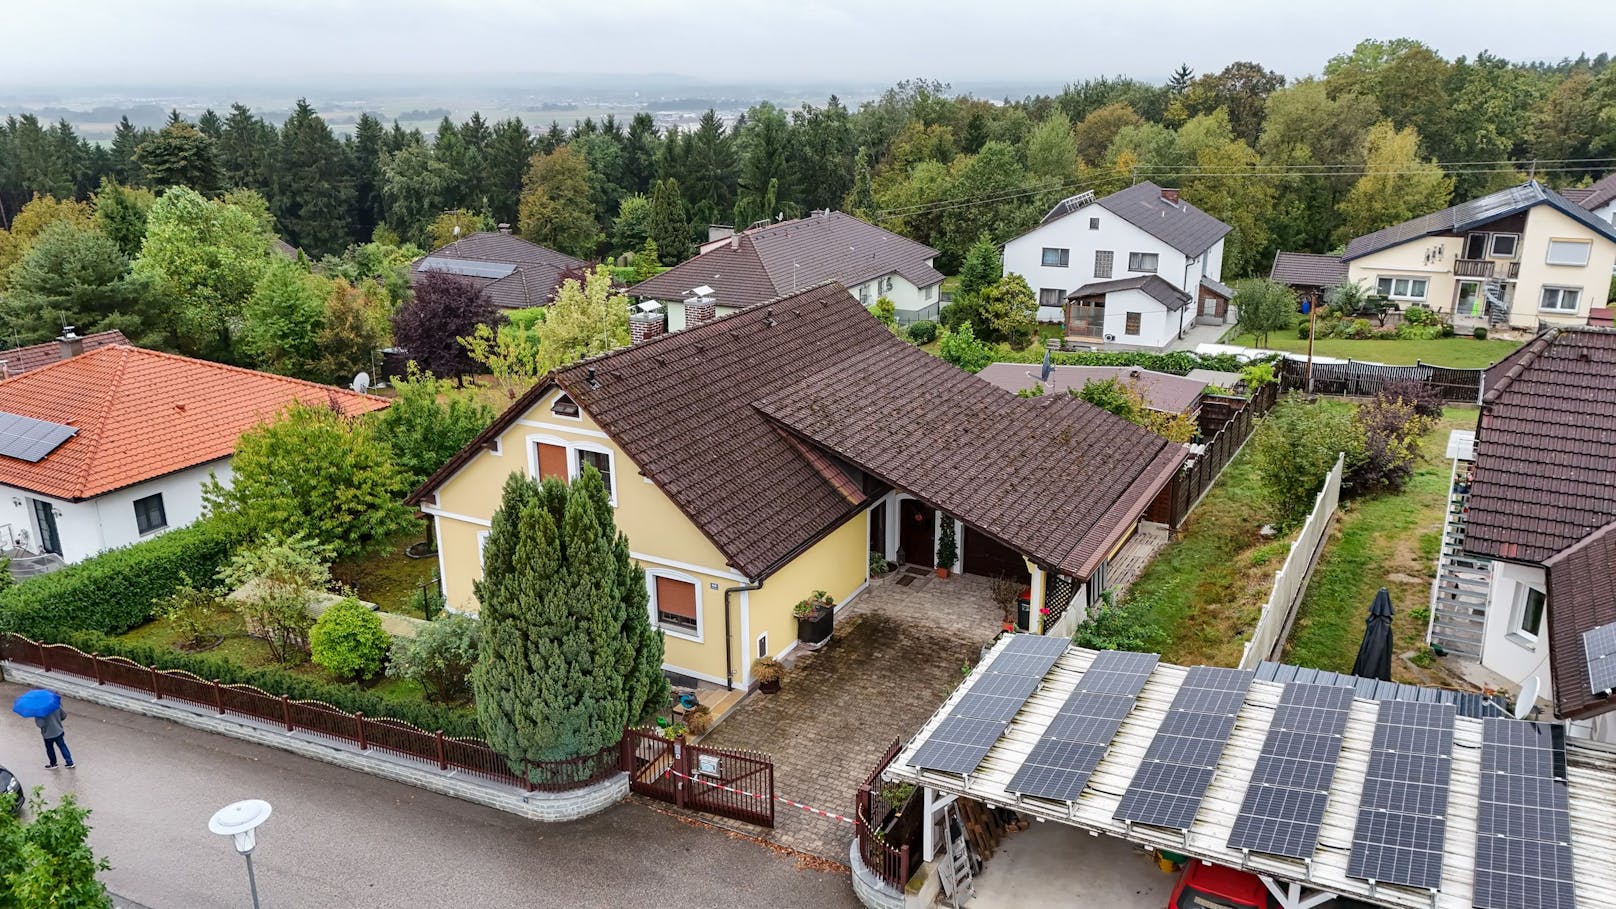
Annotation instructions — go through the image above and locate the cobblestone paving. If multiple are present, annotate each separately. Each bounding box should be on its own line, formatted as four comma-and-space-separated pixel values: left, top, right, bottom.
696, 574, 999, 862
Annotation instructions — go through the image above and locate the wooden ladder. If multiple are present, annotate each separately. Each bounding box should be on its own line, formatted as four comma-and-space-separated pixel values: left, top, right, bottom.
938, 801, 976, 908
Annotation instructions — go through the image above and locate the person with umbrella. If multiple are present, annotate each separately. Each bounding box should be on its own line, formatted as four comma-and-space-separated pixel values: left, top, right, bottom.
13, 689, 74, 769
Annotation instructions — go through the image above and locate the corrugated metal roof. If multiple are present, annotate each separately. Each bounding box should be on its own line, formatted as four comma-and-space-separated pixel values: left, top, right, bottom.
888, 639, 1616, 909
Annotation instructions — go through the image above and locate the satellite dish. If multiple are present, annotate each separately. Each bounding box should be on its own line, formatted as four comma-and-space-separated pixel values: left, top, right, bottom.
1514, 676, 1541, 720
452, 224, 462, 237
351, 371, 371, 395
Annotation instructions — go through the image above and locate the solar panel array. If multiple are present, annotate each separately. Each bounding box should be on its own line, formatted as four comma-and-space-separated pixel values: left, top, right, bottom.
1006, 650, 1159, 803
1114, 666, 1254, 830
418, 257, 519, 280
1347, 701, 1457, 890
0, 411, 77, 463
907, 635, 1068, 774
1583, 621, 1616, 695
1473, 719, 1576, 909
1227, 683, 1354, 859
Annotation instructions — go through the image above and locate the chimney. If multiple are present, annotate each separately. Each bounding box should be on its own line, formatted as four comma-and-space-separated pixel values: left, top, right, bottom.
707, 224, 735, 243
685, 295, 717, 328
57, 327, 84, 361
497, 223, 512, 234
630, 311, 666, 344
1160, 188, 1180, 206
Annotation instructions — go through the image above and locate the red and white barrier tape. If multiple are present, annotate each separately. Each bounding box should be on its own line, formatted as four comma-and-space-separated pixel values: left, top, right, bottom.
663, 767, 856, 825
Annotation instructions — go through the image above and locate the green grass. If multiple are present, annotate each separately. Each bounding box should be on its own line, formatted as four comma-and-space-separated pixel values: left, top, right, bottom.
333, 531, 438, 618
1127, 443, 1300, 667
1221, 331, 1519, 369
1281, 407, 1477, 681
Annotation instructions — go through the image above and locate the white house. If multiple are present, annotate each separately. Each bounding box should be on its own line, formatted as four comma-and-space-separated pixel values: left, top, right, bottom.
628, 210, 945, 329
1003, 181, 1232, 351
1428, 326, 1616, 741
0, 336, 386, 568
1564, 172, 1616, 227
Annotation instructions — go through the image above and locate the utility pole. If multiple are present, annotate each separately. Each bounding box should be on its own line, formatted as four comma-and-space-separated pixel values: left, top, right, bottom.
1305, 291, 1320, 395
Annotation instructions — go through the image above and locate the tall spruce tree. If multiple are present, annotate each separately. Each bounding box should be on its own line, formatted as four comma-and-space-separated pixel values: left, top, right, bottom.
276, 99, 353, 256
647, 178, 691, 264
348, 113, 387, 242
485, 118, 534, 227
134, 121, 220, 195
218, 103, 277, 197
473, 469, 666, 769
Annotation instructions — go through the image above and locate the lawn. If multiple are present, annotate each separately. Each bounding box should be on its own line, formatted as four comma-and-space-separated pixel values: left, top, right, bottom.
1220, 330, 1519, 369
333, 530, 439, 618
1126, 441, 1301, 667
1281, 406, 1477, 683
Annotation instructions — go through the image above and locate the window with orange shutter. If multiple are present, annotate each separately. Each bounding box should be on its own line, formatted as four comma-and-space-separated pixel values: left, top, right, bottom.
535, 442, 568, 481
654, 576, 698, 632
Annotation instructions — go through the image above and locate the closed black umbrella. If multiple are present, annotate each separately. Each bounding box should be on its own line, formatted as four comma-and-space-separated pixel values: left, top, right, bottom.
1351, 587, 1395, 681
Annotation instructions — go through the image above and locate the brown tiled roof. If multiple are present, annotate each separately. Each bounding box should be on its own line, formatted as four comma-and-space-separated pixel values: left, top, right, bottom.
1465, 327, 1616, 564
1269, 251, 1347, 288
0, 346, 387, 501
0, 331, 128, 377
1067, 275, 1191, 311
1575, 172, 1616, 211
413, 283, 1184, 581
976, 364, 1206, 414
410, 232, 587, 309
628, 211, 942, 308
1545, 520, 1616, 721
1093, 182, 1231, 258
1560, 187, 1596, 204
1590, 307, 1614, 327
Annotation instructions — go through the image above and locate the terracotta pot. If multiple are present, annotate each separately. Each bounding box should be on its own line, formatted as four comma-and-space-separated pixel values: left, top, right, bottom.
1002, 622, 1015, 633
935, 567, 949, 578
759, 678, 781, 694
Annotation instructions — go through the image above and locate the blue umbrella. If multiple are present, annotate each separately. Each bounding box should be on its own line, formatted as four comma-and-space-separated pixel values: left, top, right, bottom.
12, 689, 61, 718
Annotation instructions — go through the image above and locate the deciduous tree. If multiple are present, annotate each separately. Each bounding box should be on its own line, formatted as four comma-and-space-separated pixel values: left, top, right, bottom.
1232, 278, 1297, 348
0, 790, 112, 908
392, 271, 500, 382
134, 121, 220, 195
374, 366, 495, 489
1337, 121, 1453, 242
517, 146, 599, 257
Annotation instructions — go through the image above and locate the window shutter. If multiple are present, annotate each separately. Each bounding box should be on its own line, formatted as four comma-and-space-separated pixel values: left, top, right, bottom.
536, 442, 568, 480
655, 577, 698, 623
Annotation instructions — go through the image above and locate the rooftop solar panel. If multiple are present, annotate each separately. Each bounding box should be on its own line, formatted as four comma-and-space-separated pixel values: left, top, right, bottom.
417, 257, 519, 280
1584, 620, 1616, 694
1348, 701, 1456, 890
1114, 667, 1254, 830
907, 715, 1008, 774
1472, 718, 1577, 909
1227, 683, 1352, 859
0, 411, 77, 463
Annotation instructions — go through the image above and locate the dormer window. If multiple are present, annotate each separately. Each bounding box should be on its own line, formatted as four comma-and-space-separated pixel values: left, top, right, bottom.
551, 394, 580, 418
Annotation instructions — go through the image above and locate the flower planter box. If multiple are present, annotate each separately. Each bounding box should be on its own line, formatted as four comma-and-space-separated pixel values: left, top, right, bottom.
797, 605, 834, 649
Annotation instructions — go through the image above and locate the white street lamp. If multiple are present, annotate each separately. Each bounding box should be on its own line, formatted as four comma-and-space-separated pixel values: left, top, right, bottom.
209, 799, 273, 909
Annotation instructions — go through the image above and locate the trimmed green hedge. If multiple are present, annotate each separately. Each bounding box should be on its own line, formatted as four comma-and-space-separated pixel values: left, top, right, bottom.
991, 348, 1259, 376
0, 521, 234, 639
60, 631, 483, 738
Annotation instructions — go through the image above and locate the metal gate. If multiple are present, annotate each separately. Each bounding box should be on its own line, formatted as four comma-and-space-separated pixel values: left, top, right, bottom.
622, 727, 775, 828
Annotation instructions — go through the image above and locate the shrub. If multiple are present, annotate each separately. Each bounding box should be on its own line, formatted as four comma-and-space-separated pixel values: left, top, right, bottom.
219, 536, 328, 665
1348, 395, 1436, 495
157, 576, 222, 650
1239, 362, 1278, 389
408, 582, 446, 620
1395, 322, 1445, 340
1439, 321, 1455, 338
937, 322, 995, 373
0, 521, 232, 639
60, 630, 482, 736
310, 597, 391, 680
905, 320, 937, 344
869, 296, 897, 329
388, 612, 481, 703
1473, 326, 1488, 340
1074, 591, 1162, 652
1251, 395, 1364, 527
1401, 305, 1436, 326
1378, 379, 1444, 419
1297, 322, 1311, 340
990, 347, 1254, 376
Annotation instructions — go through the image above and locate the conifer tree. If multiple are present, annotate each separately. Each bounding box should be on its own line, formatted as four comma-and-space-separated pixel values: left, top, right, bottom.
474, 469, 667, 771
647, 178, 691, 264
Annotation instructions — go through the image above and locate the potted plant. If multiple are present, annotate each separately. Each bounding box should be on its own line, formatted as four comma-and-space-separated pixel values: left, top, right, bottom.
935, 518, 957, 578
752, 656, 784, 693
990, 576, 1023, 632
793, 590, 835, 649
685, 705, 713, 737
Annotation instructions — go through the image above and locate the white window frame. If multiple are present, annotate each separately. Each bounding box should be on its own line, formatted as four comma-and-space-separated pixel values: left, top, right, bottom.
1375, 276, 1429, 301
1127, 252, 1159, 274
756, 632, 769, 660
1539, 285, 1582, 313
526, 434, 620, 506
1512, 584, 1546, 642
1489, 233, 1519, 259
1041, 247, 1070, 268
923, 284, 934, 300
1546, 238, 1592, 267
548, 390, 582, 422
646, 568, 703, 642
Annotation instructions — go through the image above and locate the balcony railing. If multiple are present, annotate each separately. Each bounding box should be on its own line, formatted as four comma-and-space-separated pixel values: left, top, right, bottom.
1453, 259, 1495, 278
1507, 261, 1521, 279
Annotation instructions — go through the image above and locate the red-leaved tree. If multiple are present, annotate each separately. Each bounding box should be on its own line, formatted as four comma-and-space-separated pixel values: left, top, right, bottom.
392, 272, 500, 383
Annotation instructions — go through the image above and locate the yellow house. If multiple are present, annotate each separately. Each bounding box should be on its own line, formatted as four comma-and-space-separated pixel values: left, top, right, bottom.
409, 283, 1185, 691
1340, 182, 1616, 330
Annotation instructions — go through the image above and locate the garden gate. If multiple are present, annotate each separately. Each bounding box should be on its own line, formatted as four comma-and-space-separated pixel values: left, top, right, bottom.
622, 727, 775, 828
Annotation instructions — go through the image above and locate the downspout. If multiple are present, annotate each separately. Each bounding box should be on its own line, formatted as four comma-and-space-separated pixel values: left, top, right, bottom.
723, 580, 763, 691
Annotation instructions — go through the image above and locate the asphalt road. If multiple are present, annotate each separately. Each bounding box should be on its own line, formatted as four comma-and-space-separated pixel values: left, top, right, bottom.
0, 681, 857, 909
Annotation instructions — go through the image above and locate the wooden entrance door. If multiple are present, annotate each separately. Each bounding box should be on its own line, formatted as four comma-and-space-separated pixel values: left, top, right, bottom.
898, 499, 934, 567
962, 527, 1031, 584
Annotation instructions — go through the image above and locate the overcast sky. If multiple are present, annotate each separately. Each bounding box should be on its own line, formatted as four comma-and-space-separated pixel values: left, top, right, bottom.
7, 0, 1615, 90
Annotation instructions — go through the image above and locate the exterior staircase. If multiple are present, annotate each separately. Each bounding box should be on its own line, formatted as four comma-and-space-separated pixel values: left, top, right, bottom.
1482, 279, 1510, 326
1428, 450, 1491, 660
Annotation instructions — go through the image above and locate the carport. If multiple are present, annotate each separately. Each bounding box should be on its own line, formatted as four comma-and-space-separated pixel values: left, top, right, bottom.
874, 636, 1616, 909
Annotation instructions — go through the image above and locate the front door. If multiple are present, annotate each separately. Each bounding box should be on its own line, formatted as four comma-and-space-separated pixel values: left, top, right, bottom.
30, 498, 60, 556
1455, 280, 1483, 319
898, 499, 934, 568
1200, 295, 1218, 317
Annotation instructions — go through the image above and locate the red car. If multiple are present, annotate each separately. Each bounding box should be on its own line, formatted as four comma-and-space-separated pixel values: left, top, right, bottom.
1169, 860, 1273, 909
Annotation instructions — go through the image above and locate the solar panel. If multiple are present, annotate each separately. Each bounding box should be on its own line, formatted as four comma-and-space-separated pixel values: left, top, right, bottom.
1114, 667, 1254, 830
0, 411, 76, 463
907, 638, 1068, 775
1006, 650, 1158, 804
1584, 620, 1616, 694
907, 715, 1009, 773
1227, 683, 1353, 859
417, 256, 518, 279
1348, 701, 1456, 890
1472, 718, 1577, 909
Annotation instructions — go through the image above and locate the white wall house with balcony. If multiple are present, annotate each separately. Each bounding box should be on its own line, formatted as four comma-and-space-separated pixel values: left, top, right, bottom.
1003, 182, 1230, 351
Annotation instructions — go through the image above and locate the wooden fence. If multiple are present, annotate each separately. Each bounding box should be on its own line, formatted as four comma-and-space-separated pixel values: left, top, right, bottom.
854, 738, 916, 891
1278, 357, 1482, 403
1238, 453, 1345, 670
1152, 382, 1280, 528
0, 633, 621, 793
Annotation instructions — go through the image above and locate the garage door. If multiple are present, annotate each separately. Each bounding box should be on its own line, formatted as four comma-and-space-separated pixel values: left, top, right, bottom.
963, 527, 1030, 583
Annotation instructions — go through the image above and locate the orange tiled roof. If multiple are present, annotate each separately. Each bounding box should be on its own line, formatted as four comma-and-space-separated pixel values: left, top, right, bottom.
0, 346, 389, 501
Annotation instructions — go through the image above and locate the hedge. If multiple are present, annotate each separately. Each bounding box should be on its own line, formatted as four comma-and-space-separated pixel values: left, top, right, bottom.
59, 631, 483, 738
0, 521, 234, 640
990, 347, 1259, 376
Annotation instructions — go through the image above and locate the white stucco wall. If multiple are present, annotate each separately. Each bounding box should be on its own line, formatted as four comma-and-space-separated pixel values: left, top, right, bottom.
1480, 561, 1553, 703
1096, 289, 1182, 350
1003, 204, 1215, 309
847, 273, 940, 322
0, 459, 231, 564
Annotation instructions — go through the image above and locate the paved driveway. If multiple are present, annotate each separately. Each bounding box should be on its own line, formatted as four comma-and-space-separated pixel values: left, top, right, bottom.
696, 572, 998, 861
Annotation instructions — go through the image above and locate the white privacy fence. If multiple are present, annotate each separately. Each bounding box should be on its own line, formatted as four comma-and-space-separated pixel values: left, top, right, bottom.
1238, 453, 1345, 670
